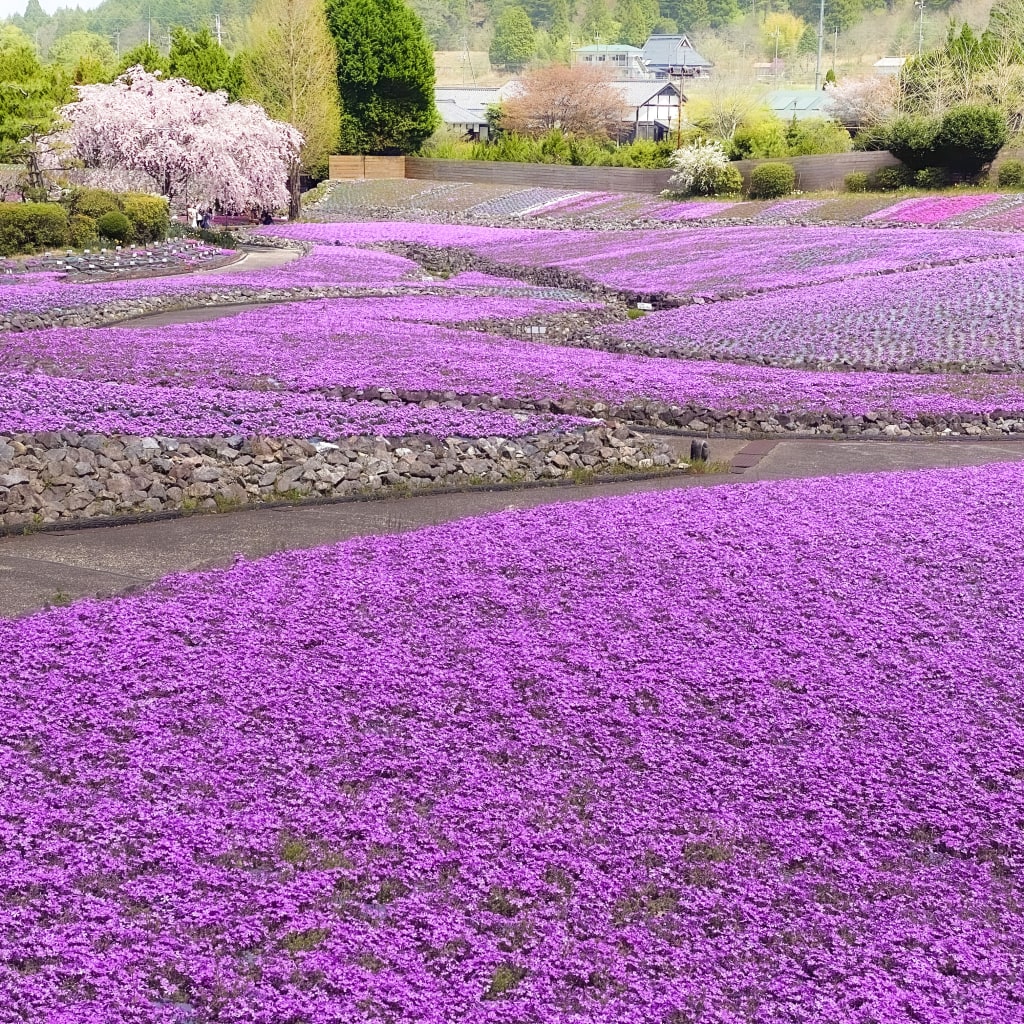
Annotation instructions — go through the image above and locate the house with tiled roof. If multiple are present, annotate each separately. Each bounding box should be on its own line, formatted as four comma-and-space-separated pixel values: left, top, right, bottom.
641, 35, 713, 78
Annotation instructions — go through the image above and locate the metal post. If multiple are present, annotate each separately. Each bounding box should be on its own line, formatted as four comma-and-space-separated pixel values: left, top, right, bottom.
814, 0, 825, 90
916, 0, 925, 56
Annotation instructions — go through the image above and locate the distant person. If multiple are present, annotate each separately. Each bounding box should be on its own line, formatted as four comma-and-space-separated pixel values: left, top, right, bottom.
200, 209, 212, 230
187, 205, 198, 230
260, 209, 273, 225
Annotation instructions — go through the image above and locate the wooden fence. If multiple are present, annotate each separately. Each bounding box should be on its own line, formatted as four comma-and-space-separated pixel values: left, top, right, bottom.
405, 158, 672, 194
328, 155, 406, 180
733, 151, 902, 191
328, 151, 904, 194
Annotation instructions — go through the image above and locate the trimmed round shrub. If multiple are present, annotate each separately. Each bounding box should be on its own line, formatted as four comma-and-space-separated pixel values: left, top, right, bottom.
868, 166, 913, 191
748, 162, 795, 199
120, 193, 170, 242
996, 158, 1024, 189
935, 105, 1008, 178
712, 164, 744, 196
844, 171, 869, 193
884, 115, 940, 171
68, 213, 98, 248
96, 210, 133, 243
914, 166, 949, 189
0, 202, 69, 256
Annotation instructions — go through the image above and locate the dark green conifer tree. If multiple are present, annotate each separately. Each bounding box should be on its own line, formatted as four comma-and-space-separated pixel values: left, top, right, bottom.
325, 0, 440, 154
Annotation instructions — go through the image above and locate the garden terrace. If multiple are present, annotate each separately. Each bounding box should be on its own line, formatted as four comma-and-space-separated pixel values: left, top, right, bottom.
591, 258, 1024, 373
7, 299, 1024, 443
21, 238, 238, 280
262, 221, 1024, 305
1, 464, 1022, 1019
0, 244, 597, 331
307, 179, 1024, 230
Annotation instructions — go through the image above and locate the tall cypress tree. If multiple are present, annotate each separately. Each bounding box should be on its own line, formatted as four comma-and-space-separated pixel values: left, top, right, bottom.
325, 0, 439, 155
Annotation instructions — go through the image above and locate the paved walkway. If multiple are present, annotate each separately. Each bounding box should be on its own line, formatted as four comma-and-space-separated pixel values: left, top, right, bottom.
3, 436, 1023, 618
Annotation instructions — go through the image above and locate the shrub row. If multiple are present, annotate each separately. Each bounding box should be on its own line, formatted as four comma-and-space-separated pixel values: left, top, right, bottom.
61, 188, 170, 244
0, 204, 69, 257
0, 189, 169, 255
858, 105, 1008, 179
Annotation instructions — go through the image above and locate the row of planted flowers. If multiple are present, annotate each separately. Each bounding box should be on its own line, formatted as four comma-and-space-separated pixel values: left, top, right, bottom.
9, 299, 1024, 432
591, 257, 1024, 373
261, 221, 1024, 303
1, 464, 1021, 1019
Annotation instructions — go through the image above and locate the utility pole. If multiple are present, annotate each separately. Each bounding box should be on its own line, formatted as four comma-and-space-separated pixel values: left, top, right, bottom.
916, 0, 926, 56
814, 0, 825, 90
215, 13, 222, 46
833, 25, 838, 70
114, 29, 120, 57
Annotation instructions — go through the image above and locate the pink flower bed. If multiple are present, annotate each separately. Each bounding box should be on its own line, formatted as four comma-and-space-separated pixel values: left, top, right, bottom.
864, 194, 999, 225
262, 222, 1024, 300
1, 463, 1022, 1019
9, 297, 1024, 422
595, 257, 1024, 371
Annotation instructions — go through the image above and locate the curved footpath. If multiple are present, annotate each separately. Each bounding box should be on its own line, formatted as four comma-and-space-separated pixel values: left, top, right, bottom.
3, 434, 1023, 618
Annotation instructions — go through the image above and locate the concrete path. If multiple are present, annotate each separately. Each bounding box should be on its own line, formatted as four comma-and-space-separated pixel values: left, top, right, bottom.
199, 245, 300, 275
3, 435, 1023, 619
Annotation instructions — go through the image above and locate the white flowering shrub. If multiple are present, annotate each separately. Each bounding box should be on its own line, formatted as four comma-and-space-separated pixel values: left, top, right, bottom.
664, 139, 741, 197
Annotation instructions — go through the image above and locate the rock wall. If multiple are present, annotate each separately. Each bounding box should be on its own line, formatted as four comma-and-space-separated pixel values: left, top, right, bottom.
324, 385, 1024, 439
0, 426, 676, 530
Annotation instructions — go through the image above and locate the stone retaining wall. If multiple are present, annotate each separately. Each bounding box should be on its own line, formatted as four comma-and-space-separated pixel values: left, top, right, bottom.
327, 386, 1024, 439
0, 426, 674, 530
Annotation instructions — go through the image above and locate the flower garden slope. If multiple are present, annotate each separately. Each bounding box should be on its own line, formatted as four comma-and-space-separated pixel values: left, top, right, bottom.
264, 221, 1024, 301
11, 298, 1024, 430
595, 258, 1024, 372
2, 463, 1023, 1021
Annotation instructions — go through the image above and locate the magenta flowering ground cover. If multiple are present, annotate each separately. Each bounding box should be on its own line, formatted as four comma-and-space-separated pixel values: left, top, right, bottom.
596, 257, 1024, 371
262, 221, 1024, 299
0, 244, 427, 315
0, 243, 589, 317
2, 464, 1023, 1021
0, 369, 588, 438
863, 193, 999, 225
10, 297, 1024, 423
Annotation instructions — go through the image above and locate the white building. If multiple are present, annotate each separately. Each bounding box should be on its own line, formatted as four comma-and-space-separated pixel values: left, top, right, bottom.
572, 43, 652, 80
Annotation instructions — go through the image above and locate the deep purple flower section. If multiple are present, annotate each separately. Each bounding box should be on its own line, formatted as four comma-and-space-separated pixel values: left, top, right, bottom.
0, 370, 588, 437
261, 221, 1024, 298
8, 298, 1024, 422
597, 257, 1024, 370
1, 464, 1023, 1021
